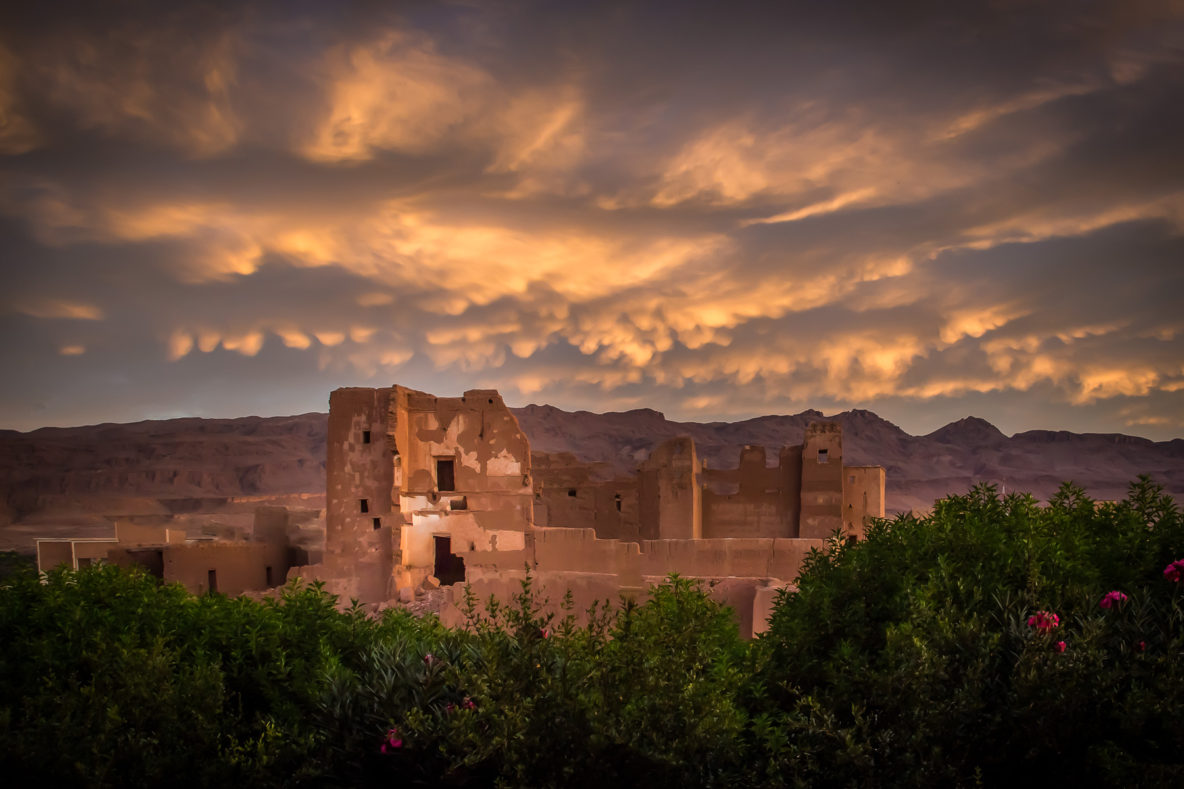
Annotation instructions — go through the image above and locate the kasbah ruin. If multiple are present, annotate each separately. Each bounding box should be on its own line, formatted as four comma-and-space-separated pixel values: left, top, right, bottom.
37, 385, 885, 638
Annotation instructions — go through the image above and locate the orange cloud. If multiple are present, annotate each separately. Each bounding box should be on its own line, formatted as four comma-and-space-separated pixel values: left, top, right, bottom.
20, 300, 105, 320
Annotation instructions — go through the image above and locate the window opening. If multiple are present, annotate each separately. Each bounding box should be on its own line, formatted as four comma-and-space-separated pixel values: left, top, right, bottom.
433, 536, 466, 586
372, 517, 382, 530
362, 430, 371, 444
568, 489, 577, 497
614, 493, 622, 512
359, 498, 369, 513
817, 449, 829, 464
436, 458, 456, 491
265, 566, 274, 587
207, 569, 218, 593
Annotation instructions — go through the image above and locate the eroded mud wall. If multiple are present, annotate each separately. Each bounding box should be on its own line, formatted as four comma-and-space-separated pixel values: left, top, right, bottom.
638, 438, 701, 540
842, 465, 886, 539
324, 388, 396, 602
799, 423, 844, 539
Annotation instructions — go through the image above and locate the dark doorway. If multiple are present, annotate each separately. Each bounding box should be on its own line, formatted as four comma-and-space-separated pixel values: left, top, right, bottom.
207, 569, 218, 593
436, 458, 456, 491
139, 549, 164, 580
433, 536, 466, 585
265, 566, 274, 587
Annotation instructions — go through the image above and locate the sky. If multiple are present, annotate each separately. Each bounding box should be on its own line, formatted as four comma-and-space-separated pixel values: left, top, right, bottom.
1, 0, 1182, 439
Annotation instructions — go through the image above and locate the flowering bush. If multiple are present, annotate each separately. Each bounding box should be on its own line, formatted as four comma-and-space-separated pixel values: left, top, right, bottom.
761, 477, 1184, 787
1027, 610, 1060, 632
380, 727, 402, 753
1098, 590, 1129, 608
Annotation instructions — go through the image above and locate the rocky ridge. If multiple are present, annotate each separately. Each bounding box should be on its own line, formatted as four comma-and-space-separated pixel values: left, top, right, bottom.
2, 407, 1181, 550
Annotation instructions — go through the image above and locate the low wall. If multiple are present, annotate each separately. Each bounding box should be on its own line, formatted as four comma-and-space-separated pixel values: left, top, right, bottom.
442, 527, 823, 638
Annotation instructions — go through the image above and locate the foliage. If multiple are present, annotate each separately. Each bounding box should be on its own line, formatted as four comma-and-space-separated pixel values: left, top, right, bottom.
758, 476, 1184, 786
313, 574, 748, 787
1, 477, 1182, 787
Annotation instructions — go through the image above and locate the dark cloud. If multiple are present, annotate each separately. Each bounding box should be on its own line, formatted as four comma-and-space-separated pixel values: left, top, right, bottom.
0, 0, 1181, 437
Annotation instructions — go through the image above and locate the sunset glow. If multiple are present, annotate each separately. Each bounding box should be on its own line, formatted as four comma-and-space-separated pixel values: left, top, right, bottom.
0, 1, 1181, 437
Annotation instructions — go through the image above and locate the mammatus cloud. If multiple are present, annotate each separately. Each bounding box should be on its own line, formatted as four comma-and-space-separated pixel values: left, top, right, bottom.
0, 1, 1181, 437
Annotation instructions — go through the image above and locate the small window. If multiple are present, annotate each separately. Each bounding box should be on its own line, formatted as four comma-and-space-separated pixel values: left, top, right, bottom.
437, 459, 456, 491
568, 489, 577, 497
265, 566, 274, 586
372, 517, 381, 530
207, 569, 218, 593
817, 449, 829, 464
360, 498, 369, 513
614, 493, 622, 512
449, 496, 468, 511
362, 430, 371, 444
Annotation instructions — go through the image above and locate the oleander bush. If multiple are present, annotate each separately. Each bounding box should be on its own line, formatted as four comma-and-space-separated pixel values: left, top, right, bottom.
757, 476, 1184, 787
1, 477, 1181, 787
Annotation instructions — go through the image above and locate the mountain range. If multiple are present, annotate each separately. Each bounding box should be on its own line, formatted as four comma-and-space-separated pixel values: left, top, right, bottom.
2, 406, 1181, 552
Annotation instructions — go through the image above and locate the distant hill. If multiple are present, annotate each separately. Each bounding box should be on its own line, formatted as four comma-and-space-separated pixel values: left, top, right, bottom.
512, 405, 1184, 514
2, 406, 1181, 550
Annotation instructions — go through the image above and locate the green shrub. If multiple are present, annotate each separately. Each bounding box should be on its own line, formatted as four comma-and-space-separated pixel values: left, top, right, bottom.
317, 574, 750, 788
757, 477, 1184, 787
2, 477, 1180, 787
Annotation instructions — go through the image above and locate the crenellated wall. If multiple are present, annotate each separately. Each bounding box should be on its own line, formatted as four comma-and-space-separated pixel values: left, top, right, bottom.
533, 424, 881, 543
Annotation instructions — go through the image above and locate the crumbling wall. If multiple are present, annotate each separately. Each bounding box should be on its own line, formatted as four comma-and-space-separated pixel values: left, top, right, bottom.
702, 445, 802, 538
317, 386, 533, 603
323, 388, 396, 602
532, 452, 642, 541
799, 423, 844, 538
842, 465, 886, 539
638, 437, 701, 540
391, 389, 533, 593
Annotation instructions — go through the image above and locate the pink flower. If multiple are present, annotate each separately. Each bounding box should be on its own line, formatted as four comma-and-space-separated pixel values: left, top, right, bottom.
445, 702, 456, 714
1164, 560, 1184, 583
423, 653, 437, 667
1055, 641, 1067, 653
1099, 590, 1129, 609
1137, 641, 1146, 652
1027, 611, 1060, 633
463, 697, 476, 710
381, 727, 403, 752
540, 628, 550, 639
